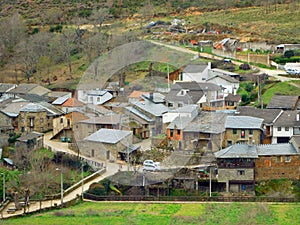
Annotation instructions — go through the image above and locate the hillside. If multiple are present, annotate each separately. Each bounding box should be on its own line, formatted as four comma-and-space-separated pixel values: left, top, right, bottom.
0, 1, 299, 89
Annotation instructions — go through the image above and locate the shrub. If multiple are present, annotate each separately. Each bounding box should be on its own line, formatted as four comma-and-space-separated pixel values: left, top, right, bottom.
239, 63, 251, 70
284, 50, 295, 59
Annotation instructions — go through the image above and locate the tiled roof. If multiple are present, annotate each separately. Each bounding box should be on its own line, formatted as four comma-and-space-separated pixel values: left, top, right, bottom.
225, 116, 263, 129
169, 104, 198, 113
128, 91, 149, 99
236, 106, 282, 124
62, 98, 84, 107
215, 144, 258, 158
84, 128, 132, 144
267, 95, 299, 110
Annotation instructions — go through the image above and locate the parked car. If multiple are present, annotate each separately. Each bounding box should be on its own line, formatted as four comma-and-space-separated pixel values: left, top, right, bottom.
143, 160, 160, 171
286, 68, 300, 75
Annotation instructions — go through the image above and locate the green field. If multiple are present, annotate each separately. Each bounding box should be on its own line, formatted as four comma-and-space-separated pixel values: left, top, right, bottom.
3, 201, 300, 225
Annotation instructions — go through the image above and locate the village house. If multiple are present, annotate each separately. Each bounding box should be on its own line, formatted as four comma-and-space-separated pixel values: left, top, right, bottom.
165, 81, 225, 110
126, 95, 169, 137
0, 83, 17, 102
223, 116, 264, 147
8, 83, 51, 98
73, 114, 122, 141
77, 89, 113, 105
0, 110, 14, 147
163, 104, 198, 124
128, 90, 149, 104
215, 142, 300, 192
255, 143, 300, 181
15, 131, 44, 153
167, 112, 227, 151
208, 68, 240, 81
215, 144, 257, 193
52, 111, 89, 140
180, 63, 211, 82
236, 106, 283, 144
224, 94, 241, 109
80, 128, 136, 162
61, 97, 85, 113
272, 110, 300, 144
206, 74, 239, 95
18, 102, 64, 133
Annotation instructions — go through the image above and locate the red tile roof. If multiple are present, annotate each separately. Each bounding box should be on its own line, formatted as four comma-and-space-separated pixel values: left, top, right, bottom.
62, 98, 84, 107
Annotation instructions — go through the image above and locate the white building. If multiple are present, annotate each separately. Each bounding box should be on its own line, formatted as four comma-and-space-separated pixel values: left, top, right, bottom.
78, 89, 113, 105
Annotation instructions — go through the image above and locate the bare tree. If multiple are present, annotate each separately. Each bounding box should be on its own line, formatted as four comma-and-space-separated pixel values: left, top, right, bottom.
89, 8, 110, 33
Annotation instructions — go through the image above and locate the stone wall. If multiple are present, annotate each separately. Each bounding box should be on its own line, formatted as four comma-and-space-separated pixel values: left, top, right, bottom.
224, 128, 262, 147
18, 111, 53, 133
255, 155, 300, 181
218, 168, 254, 183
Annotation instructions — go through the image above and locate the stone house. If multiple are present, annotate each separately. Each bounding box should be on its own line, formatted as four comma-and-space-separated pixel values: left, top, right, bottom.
126, 97, 169, 137
215, 144, 257, 193
0, 111, 14, 147
266, 95, 299, 110
224, 116, 264, 147
73, 114, 122, 141
18, 102, 64, 133
236, 106, 283, 144
80, 128, 134, 162
15, 131, 44, 153
255, 143, 300, 181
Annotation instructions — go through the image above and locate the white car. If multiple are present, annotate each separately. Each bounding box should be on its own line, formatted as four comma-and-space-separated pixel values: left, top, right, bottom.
286, 68, 300, 75
143, 160, 160, 171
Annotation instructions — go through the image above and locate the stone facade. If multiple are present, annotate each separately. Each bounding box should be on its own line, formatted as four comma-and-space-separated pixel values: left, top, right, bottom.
223, 128, 262, 147
255, 155, 300, 181
18, 111, 53, 133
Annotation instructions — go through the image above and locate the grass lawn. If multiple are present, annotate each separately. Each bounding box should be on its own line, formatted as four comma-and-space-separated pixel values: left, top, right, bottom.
261, 81, 300, 105
4, 201, 300, 225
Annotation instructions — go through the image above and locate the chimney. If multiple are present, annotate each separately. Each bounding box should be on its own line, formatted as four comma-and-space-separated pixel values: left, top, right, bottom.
149, 92, 154, 101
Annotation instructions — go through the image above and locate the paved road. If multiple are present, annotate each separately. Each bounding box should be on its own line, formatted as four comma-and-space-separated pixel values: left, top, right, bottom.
0, 133, 122, 219
150, 40, 297, 82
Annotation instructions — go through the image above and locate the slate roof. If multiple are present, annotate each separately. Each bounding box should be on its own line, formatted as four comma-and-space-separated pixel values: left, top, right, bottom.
134, 99, 169, 117
20, 102, 64, 116
165, 82, 204, 104
0, 83, 16, 92
84, 128, 132, 144
215, 144, 258, 158
167, 116, 194, 130
1, 101, 29, 117
225, 94, 241, 102
273, 110, 300, 127
183, 64, 208, 73
86, 104, 114, 116
207, 74, 239, 83
257, 143, 298, 156
184, 112, 227, 134
210, 68, 240, 78
9, 84, 51, 96
225, 116, 263, 129
52, 95, 70, 105
16, 93, 50, 102
267, 95, 299, 110
80, 114, 121, 125
236, 106, 282, 124
125, 106, 154, 123
20, 103, 46, 112
169, 104, 198, 113
17, 131, 44, 142
142, 93, 165, 103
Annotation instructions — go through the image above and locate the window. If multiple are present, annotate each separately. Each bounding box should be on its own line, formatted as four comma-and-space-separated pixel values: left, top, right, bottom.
241, 130, 245, 138
277, 127, 282, 131
237, 170, 245, 175
249, 130, 253, 135
285, 127, 289, 131
97, 97, 100, 102
145, 124, 148, 129
91, 149, 95, 157
285, 156, 291, 162
168, 102, 174, 107
227, 140, 232, 146
60, 118, 64, 123
178, 103, 183, 107
177, 130, 181, 135
21, 127, 25, 132
233, 129, 237, 134
170, 129, 174, 137
265, 159, 271, 167
277, 156, 282, 162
